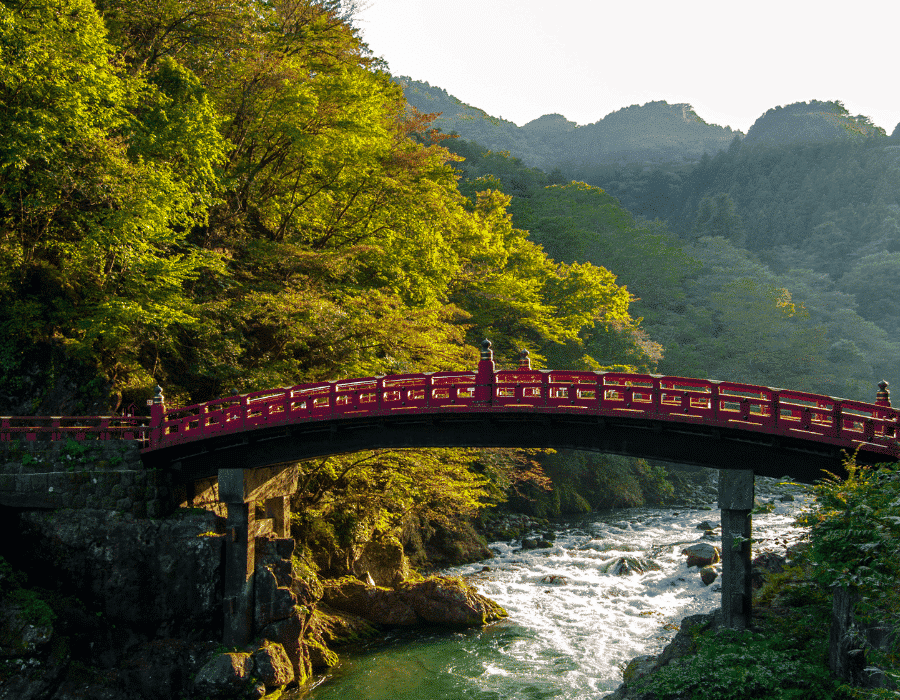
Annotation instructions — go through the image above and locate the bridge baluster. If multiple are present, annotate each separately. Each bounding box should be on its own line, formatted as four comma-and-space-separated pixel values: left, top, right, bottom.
149, 385, 166, 449
474, 339, 495, 406
710, 384, 720, 423
832, 403, 843, 438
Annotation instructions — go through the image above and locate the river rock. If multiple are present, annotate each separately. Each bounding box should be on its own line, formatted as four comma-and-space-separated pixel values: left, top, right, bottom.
695, 520, 717, 531
699, 565, 718, 585
681, 542, 720, 567
521, 537, 553, 550
398, 576, 508, 626
193, 652, 254, 698
259, 613, 313, 684
602, 557, 661, 576
252, 641, 294, 688
780, 493, 795, 502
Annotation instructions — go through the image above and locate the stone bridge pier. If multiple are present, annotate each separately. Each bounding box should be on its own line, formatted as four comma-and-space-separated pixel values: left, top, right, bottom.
218, 464, 297, 647
718, 469, 754, 629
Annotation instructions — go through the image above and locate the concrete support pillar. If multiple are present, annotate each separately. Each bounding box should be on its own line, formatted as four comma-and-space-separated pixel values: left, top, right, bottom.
265, 496, 290, 538
718, 469, 754, 630
223, 499, 254, 648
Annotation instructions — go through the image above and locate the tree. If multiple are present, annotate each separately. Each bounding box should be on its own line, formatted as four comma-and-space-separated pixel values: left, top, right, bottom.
0, 0, 226, 403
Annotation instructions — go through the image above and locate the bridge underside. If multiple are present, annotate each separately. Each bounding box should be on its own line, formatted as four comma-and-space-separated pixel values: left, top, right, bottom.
142, 410, 863, 484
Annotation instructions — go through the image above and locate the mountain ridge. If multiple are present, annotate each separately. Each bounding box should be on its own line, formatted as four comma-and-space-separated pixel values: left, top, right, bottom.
398, 78, 889, 170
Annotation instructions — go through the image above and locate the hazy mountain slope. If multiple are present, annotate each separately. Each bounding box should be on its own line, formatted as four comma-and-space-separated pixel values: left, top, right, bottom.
398, 77, 740, 168
743, 100, 885, 146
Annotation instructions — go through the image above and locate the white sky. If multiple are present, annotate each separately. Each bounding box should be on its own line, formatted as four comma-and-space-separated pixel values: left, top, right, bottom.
355, 0, 899, 134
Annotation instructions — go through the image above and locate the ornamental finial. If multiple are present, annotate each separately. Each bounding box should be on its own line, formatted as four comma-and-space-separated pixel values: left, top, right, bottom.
877, 380, 891, 407
518, 348, 531, 370
480, 338, 493, 361
152, 385, 165, 404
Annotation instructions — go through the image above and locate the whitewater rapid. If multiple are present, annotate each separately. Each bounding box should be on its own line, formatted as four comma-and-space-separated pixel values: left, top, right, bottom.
300, 484, 811, 699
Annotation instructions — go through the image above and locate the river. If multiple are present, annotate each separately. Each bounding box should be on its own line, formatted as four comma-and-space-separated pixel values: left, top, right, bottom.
295, 479, 810, 700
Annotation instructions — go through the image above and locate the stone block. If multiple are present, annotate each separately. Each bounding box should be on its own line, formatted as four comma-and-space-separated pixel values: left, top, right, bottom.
254, 566, 297, 632
0, 474, 15, 491
275, 538, 295, 560
47, 472, 72, 490
116, 498, 133, 512
17, 473, 48, 493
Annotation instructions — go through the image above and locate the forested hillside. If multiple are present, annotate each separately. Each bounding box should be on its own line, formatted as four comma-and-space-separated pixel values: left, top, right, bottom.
445, 139, 900, 403
0, 0, 652, 416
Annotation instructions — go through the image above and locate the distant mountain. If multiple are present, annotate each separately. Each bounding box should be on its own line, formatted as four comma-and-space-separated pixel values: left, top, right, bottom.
397, 78, 741, 169
742, 100, 886, 146
561, 101, 740, 168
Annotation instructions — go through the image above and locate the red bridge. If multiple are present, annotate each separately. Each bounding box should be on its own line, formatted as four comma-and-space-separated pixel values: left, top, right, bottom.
5, 340, 898, 641
3, 342, 898, 483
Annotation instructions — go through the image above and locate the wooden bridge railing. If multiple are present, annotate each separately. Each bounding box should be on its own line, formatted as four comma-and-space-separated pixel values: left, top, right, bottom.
0, 416, 149, 443
144, 342, 900, 459
1, 342, 897, 460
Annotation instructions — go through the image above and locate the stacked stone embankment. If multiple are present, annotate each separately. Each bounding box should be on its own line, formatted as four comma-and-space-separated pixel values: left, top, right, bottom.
0, 440, 174, 516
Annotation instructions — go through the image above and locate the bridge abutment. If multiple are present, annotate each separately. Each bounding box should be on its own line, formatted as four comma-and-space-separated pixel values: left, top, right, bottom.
718, 469, 754, 630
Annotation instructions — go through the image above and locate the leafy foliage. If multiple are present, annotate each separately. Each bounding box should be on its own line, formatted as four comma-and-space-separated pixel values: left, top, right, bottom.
800, 459, 900, 613
290, 448, 550, 573
639, 627, 844, 700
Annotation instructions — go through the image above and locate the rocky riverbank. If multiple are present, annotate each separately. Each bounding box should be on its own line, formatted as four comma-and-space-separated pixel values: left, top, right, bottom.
604, 475, 835, 700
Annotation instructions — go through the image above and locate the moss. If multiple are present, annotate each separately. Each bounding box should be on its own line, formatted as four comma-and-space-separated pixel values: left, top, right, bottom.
9, 588, 56, 627
309, 606, 378, 647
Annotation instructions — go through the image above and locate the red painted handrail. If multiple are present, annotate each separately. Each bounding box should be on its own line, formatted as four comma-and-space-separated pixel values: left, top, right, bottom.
0, 416, 149, 443
141, 362, 900, 461
2, 349, 897, 463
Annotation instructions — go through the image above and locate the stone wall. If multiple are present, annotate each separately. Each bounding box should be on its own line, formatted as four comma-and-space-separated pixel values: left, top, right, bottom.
17, 508, 224, 632
0, 439, 176, 516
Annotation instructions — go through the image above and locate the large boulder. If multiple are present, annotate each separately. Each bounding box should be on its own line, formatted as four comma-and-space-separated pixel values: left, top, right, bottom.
192, 652, 254, 698
252, 641, 294, 688
681, 542, 720, 567
351, 537, 410, 587
322, 576, 507, 628
397, 576, 507, 627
